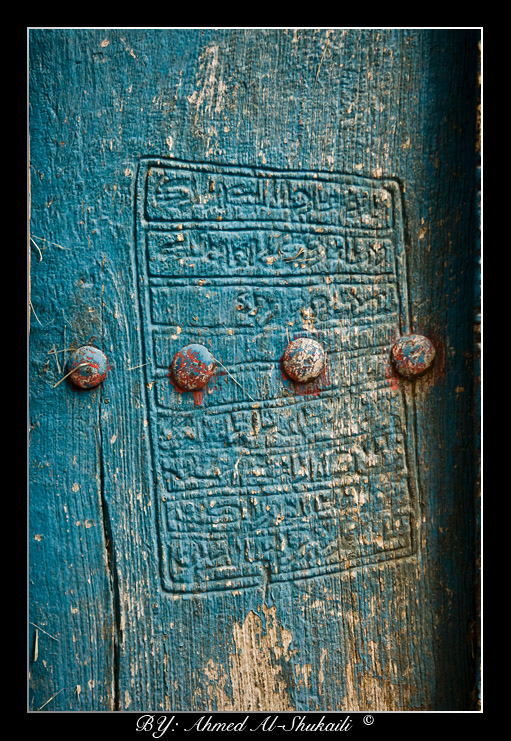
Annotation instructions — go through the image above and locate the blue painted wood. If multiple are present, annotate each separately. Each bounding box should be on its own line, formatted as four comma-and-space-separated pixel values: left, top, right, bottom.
29, 28, 480, 711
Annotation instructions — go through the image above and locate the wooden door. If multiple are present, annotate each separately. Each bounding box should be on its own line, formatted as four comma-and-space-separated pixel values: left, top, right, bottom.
29, 28, 480, 712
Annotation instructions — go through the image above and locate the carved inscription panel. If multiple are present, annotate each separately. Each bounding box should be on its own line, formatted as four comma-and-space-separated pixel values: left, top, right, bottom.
135, 159, 416, 594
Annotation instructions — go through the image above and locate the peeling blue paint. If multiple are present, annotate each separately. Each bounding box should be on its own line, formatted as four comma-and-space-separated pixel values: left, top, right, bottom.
29, 28, 479, 711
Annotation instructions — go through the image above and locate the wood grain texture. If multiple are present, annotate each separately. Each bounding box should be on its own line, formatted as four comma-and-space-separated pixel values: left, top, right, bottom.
29, 29, 479, 711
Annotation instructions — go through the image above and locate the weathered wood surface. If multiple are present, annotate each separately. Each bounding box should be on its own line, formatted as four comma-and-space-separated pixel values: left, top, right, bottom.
29, 29, 480, 711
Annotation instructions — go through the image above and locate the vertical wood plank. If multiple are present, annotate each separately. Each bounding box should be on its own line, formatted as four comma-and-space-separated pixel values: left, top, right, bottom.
29, 30, 118, 710
29, 28, 479, 711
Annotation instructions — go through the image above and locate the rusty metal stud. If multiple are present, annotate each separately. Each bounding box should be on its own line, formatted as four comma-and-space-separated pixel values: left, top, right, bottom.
282, 337, 325, 383
170, 343, 217, 391
391, 334, 436, 378
65, 345, 109, 389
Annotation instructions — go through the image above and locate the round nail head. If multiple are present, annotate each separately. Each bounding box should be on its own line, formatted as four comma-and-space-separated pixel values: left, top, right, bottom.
282, 337, 325, 383
170, 343, 217, 391
391, 334, 436, 378
66, 345, 109, 389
